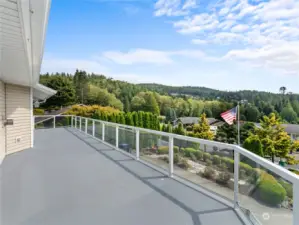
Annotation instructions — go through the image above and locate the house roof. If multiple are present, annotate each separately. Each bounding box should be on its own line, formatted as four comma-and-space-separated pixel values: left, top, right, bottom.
175, 117, 223, 126
281, 124, 299, 134
253, 123, 299, 134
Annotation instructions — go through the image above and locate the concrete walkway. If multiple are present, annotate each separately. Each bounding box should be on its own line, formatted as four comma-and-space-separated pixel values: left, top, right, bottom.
1, 128, 244, 225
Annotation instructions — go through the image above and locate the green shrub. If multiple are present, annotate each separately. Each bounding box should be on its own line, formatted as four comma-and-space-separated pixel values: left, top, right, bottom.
278, 180, 293, 199
177, 158, 190, 170
240, 162, 253, 176
195, 151, 203, 161
248, 168, 261, 185
216, 171, 231, 185
173, 146, 179, 153
203, 166, 216, 179
157, 146, 168, 155
34, 108, 45, 115
183, 148, 198, 157
162, 156, 169, 163
203, 152, 212, 162
173, 154, 179, 164
258, 172, 287, 206
212, 155, 221, 166
190, 153, 197, 161
206, 159, 212, 166
239, 169, 247, 180
222, 157, 234, 172
220, 163, 228, 171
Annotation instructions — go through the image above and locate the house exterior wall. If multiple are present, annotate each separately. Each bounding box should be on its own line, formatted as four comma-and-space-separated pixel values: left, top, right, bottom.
5, 84, 32, 154
0, 80, 5, 162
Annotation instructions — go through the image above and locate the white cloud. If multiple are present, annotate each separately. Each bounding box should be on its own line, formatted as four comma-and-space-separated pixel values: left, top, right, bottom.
156, 0, 299, 75
192, 39, 208, 44
154, 0, 197, 17
231, 24, 249, 32
102, 48, 205, 64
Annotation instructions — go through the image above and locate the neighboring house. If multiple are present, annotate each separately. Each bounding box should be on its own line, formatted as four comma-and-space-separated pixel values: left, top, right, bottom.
173, 117, 225, 134
0, 0, 55, 164
253, 123, 299, 141
281, 124, 299, 141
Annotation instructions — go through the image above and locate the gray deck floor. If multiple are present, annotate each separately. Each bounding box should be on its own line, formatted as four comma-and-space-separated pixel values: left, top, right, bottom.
1, 128, 244, 225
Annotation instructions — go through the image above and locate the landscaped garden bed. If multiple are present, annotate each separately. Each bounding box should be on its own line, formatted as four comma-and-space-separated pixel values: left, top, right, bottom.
145, 145, 293, 209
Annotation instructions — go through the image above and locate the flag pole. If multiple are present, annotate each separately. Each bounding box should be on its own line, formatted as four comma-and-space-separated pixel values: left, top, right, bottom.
237, 102, 240, 146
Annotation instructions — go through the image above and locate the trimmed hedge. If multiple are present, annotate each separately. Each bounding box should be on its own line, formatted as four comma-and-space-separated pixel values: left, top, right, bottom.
195, 151, 203, 161
239, 162, 253, 176
203, 152, 212, 162
222, 157, 234, 172
278, 179, 293, 199
212, 155, 221, 166
157, 146, 168, 155
183, 148, 198, 157
157, 146, 179, 155
258, 172, 287, 206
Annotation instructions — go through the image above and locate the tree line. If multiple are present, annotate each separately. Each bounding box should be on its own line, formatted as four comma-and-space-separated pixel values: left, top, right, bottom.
40, 70, 299, 124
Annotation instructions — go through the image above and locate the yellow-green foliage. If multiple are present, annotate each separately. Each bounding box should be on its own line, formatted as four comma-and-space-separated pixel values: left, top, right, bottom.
66, 105, 120, 117
33, 108, 45, 115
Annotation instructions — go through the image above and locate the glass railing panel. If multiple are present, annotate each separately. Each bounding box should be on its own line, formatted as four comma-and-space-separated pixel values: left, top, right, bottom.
80, 118, 85, 132
105, 124, 116, 146
173, 137, 235, 202
87, 119, 93, 135
238, 154, 293, 225
34, 116, 54, 129
76, 117, 80, 128
118, 127, 136, 157
139, 131, 169, 172
55, 116, 71, 127
94, 121, 102, 140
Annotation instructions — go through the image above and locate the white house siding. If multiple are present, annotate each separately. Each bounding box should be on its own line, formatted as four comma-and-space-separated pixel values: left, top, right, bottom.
0, 80, 5, 161
5, 84, 32, 154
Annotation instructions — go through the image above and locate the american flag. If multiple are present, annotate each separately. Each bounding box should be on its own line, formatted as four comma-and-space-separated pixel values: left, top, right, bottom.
221, 107, 237, 125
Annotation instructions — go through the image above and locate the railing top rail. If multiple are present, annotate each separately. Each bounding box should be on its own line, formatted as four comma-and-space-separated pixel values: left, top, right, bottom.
34, 115, 72, 118
74, 115, 298, 184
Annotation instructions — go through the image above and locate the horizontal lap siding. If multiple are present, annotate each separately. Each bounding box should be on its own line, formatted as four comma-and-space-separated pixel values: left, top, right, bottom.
6, 84, 31, 154
0, 81, 5, 158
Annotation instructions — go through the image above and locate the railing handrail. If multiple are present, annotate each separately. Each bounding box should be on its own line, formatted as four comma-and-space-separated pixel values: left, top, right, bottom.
72, 115, 299, 184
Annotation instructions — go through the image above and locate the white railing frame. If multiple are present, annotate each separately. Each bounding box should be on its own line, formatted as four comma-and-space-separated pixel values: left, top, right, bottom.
57, 116, 299, 225
136, 129, 140, 160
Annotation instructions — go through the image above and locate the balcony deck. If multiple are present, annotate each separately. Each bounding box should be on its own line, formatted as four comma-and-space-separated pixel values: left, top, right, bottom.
1, 128, 244, 225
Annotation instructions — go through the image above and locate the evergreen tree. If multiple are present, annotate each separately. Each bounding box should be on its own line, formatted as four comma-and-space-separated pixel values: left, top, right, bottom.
132, 112, 139, 127
119, 113, 126, 124
125, 112, 134, 126
73, 69, 88, 104
174, 122, 185, 135
245, 113, 291, 162
138, 111, 144, 128
192, 113, 214, 140
166, 122, 172, 133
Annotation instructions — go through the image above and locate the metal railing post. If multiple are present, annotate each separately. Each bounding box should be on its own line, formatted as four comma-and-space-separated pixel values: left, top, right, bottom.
92, 120, 95, 137
136, 129, 140, 160
85, 118, 88, 133
116, 126, 119, 148
53, 116, 56, 129
234, 150, 240, 208
168, 136, 174, 177
294, 182, 299, 225
79, 117, 82, 130
102, 123, 105, 141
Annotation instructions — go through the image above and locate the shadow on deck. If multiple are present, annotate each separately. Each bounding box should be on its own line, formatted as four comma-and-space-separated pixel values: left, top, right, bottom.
0, 128, 245, 225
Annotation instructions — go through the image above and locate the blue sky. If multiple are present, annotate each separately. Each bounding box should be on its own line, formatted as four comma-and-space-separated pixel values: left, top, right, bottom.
41, 0, 299, 93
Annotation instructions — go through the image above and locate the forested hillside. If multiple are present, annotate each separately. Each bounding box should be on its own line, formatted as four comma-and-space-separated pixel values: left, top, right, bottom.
40, 70, 299, 124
